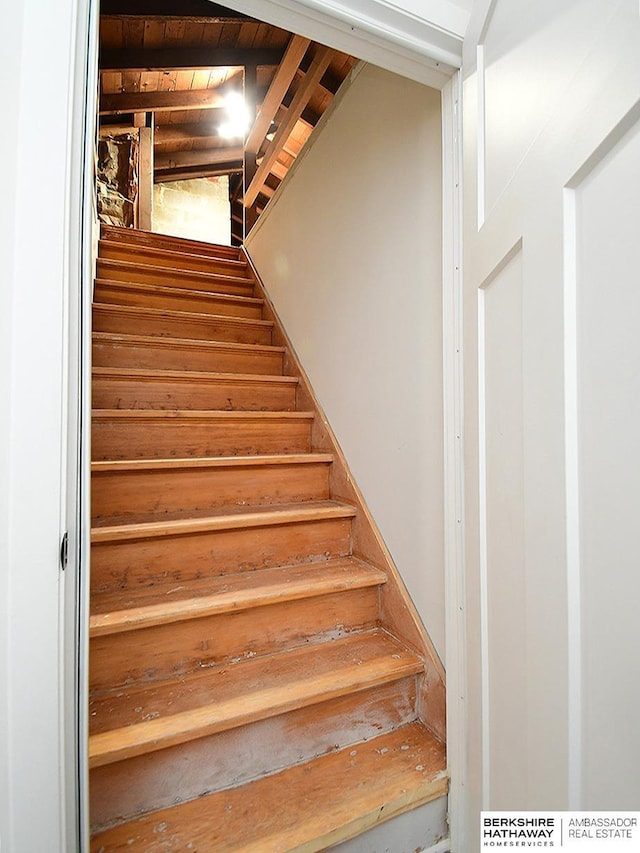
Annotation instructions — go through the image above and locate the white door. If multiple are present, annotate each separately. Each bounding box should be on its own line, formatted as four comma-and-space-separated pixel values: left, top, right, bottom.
460, 0, 640, 846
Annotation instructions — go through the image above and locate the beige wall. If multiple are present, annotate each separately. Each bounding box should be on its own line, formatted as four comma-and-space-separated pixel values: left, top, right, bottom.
246, 63, 445, 660
153, 177, 231, 244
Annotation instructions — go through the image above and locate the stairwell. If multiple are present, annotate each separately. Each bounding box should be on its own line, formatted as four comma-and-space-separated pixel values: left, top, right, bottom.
89, 225, 448, 852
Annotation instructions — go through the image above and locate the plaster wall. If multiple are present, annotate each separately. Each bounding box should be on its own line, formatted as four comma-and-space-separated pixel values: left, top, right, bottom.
246, 63, 445, 660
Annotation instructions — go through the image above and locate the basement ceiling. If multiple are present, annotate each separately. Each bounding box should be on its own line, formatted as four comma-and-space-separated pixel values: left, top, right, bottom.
99, 0, 359, 241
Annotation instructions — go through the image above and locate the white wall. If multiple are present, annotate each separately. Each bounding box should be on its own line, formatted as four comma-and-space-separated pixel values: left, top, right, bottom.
246, 63, 445, 660
0, 0, 80, 850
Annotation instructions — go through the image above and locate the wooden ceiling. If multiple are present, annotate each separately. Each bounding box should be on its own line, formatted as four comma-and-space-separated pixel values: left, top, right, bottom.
99, 0, 358, 241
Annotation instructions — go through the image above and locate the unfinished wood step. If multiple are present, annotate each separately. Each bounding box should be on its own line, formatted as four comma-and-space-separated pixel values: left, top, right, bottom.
91, 409, 313, 460
91, 500, 355, 541
90, 678, 421, 833
99, 240, 250, 279
92, 303, 273, 345
94, 279, 263, 318
90, 558, 384, 636
88, 629, 422, 768
97, 257, 254, 295
100, 224, 242, 262
92, 333, 284, 376
92, 367, 298, 413
90, 502, 356, 594
91, 452, 332, 524
89, 560, 385, 689
90, 721, 446, 852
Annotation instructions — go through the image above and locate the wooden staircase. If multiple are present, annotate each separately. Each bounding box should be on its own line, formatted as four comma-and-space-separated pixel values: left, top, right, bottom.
89, 225, 447, 852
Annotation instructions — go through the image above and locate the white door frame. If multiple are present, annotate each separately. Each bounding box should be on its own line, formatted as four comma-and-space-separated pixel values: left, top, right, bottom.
67, 3, 468, 850
64, 0, 100, 849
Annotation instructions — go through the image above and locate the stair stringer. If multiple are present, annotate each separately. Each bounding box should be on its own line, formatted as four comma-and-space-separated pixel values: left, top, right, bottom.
242, 247, 446, 746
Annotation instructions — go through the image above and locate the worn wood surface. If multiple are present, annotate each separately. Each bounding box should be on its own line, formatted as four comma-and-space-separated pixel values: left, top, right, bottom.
89, 678, 417, 831
97, 258, 254, 294
91, 409, 313, 459
91, 452, 331, 522
89, 630, 421, 766
98, 239, 250, 279
100, 224, 242, 260
93, 302, 274, 344
89, 229, 446, 843
94, 279, 262, 316
90, 722, 446, 852
92, 367, 298, 412
92, 333, 283, 374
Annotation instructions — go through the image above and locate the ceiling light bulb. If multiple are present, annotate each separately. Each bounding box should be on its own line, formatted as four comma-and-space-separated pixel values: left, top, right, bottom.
219, 92, 250, 139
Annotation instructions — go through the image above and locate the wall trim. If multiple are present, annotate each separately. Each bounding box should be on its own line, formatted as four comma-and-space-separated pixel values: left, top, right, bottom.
215, 0, 460, 86
442, 70, 467, 851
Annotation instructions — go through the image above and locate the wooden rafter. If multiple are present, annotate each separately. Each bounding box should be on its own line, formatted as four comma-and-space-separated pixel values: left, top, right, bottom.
100, 48, 284, 71
100, 89, 226, 115
154, 146, 243, 171
245, 34, 310, 156
154, 164, 241, 182
154, 123, 223, 144
244, 46, 333, 208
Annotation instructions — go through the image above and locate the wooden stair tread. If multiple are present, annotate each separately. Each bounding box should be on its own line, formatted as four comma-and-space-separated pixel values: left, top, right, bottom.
98, 257, 254, 288
88, 629, 422, 766
91, 499, 356, 540
89, 721, 446, 852
100, 225, 242, 261
92, 301, 273, 331
92, 366, 297, 385
94, 278, 262, 308
98, 240, 249, 275
92, 409, 312, 422
90, 557, 386, 634
91, 452, 332, 473
92, 332, 284, 357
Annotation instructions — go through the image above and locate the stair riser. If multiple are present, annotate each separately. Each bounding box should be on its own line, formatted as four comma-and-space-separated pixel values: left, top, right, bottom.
100, 227, 242, 262
90, 588, 380, 690
90, 519, 353, 595
92, 375, 297, 413
91, 462, 331, 524
89, 678, 418, 832
92, 417, 312, 460
97, 259, 254, 294
99, 244, 250, 279
94, 282, 262, 319
93, 307, 273, 346
92, 339, 282, 376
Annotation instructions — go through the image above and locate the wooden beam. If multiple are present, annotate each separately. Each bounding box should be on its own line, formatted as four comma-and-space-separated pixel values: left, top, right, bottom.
100, 89, 226, 115
245, 34, 310, 156
137, 125, 153, 231
154, 124, 220, 145
154, 146, 243, 171
154, 164, 241, 183
100, 48, 284, 72
244, 46, 333, 208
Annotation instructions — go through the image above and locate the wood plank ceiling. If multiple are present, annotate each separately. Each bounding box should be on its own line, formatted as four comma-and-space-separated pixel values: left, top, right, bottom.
99, 0, 358, 243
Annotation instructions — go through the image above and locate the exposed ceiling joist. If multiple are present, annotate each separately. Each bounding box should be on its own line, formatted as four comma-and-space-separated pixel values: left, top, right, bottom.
100, 89, 227, 115
155, 164, 241, 182
154, 123, 223, 144
245, 33, 310, 155
100, 47, 284, 71
244, 45, 332, 207
155, 146, 244, 170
